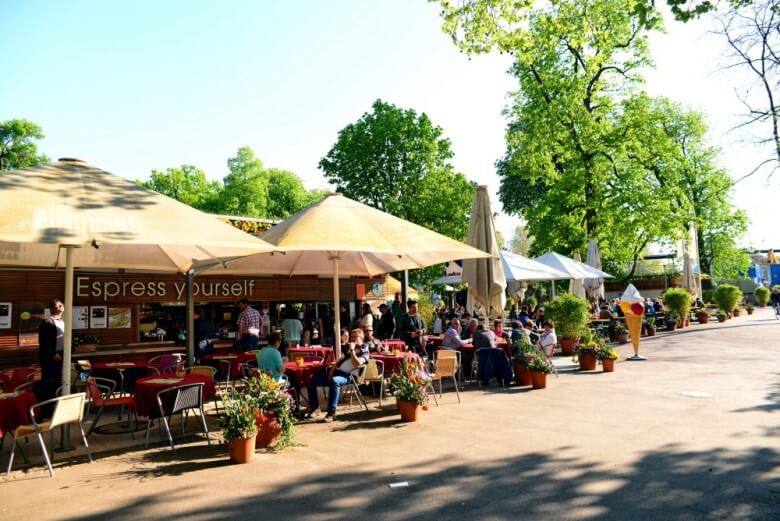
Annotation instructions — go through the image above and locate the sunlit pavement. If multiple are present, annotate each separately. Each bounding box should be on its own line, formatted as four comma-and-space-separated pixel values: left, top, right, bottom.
2, 309, 779, 521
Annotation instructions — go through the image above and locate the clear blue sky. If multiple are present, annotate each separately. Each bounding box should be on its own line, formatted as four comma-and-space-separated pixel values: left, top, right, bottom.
1, 0, 776, 248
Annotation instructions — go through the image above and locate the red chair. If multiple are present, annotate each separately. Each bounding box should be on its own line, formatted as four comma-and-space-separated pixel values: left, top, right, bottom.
85, 377, 138, 438
4, 368, 36, 392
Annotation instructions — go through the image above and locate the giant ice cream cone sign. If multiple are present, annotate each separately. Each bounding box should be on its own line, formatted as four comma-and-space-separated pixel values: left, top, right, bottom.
620, 284, 646, 361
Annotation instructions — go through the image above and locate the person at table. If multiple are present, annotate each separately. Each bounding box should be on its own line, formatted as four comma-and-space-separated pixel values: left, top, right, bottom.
432, 309, 445, 335
533, 306, 544, 327
472, 322, 497, 349
38, 299, 65, 381
377, 303, 395, 340
460, 318, 478, 340
599, 304, 615, 320
442, 318, 467, 350
361, 324, 382, 352
400, 299, 426, 355
518, 306, 532, 325
510, 320, 531, 351
281, 307, 303, 353
509, 304, 518, 320
237, 298, 262, 350
653, 299, 664, 314
257, 331, 286, 384
194, 307, 215, 358
357, 302, 374, 329
644, 299, 656, 317
492, 319, 507, 340
391, 292, 404, 338
537, 320, 557, 353
305, 330, 370, 422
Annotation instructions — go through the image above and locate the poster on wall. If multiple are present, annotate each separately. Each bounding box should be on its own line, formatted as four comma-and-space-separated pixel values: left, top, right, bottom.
19, 302, 46, 346
0, 303, 11, 329
108, 307, 132, 329
72, 306, 89, 329
90, 306, 107, 329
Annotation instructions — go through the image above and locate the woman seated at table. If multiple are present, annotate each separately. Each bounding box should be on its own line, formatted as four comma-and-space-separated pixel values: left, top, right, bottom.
537, 320, 557, 353
257, 331, 286, 385
492, 319, 507, 340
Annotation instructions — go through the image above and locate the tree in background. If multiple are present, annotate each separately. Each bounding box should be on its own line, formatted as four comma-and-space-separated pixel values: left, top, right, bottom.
508, 225, 533, 257
221, 146, 270, 217
319, 99, 475, 285
0, 119, 49, 171
142, 165, 222, 212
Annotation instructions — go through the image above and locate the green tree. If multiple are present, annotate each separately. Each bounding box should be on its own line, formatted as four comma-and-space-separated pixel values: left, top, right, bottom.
221, 146, 269, 217
0, 119, 49, 171
141, 165, 222, 212
266, 168, 325, 220
508, 225, 533, 256
319, 99, 475, 285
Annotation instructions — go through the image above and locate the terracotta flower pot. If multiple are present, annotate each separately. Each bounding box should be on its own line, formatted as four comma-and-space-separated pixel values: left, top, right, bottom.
579, 352, 597, 371
759, 303, 767, 308
747, 309, 754, 315
646, 327, 656, 337
732, 309, 741, 317
666, 321, 677, 331
697, 313, 709, 324
560, 338, 578, 356
717, 315, 727, 323
602, 358, 615, 372
228, 436, 257, 464
254, 411, 282, 448
514, 364, 532, 386
531, 371, 547, 389
397, 399, 421, 422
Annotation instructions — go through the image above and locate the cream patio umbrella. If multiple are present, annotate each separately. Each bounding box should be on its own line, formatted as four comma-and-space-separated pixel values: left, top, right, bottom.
583, 239, 605, 301
569, 252, 587, 298
0, 159, 278, 394
682, 252, 697, 297
462, 186, 506, 320
199, 192, 492, 357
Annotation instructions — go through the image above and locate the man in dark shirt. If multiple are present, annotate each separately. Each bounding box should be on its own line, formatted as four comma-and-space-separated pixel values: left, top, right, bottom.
39, 299, 65, 382
400, 300, 426, 355
472, 323, 497, 348
377, 303, 395, 340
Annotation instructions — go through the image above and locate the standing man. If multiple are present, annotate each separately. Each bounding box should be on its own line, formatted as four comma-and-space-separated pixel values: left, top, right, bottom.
377, 303, 395, 340
391, 292, 404, 338
400, 299, 426, 355
38, 299, 65, 381
236, 298, 261, 350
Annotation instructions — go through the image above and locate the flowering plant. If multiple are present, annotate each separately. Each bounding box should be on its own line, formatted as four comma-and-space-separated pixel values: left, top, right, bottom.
245, 372, 295, 448
525, 352, 554, 374
598, 346, 619, 361
575, 341, 602, 356
221, 394, 258, 441
388, 358, 430, 405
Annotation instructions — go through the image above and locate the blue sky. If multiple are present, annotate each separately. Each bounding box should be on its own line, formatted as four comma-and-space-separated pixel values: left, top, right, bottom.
1, 0, 776, 248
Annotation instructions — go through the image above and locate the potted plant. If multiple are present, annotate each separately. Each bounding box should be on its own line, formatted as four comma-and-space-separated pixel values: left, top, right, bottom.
713, 284, 743, 317
598, 346, 619, 372
545, 294, 589, 355
575, 341, 600, 371
663, 288, 693, 330
222, 394, 258, 464
526, 353, 553, 389
732, 307, 741, 317
511, 341, 534, 386
665, 312, 679, 331
716, 310, 727, 323
72, 334, 100, 353
746, 304, 755, 315
613, 324, 628, 344
696, 309, 710, 324
246, 373, 295, 449
754, 286, 770, 308
388, 358, 430, 421
644, 316, 657, 336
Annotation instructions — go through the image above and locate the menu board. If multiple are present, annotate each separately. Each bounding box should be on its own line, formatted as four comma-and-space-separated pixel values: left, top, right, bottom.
0, 303, 11, 329
72, 306, 89, 329
90, 306, 107, 329
108, 307, 132, 329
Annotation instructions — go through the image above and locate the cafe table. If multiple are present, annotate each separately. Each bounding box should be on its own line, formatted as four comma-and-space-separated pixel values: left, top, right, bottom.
134, 374, 215, 418
201, 352, 256, 379
91, 361, 150, 394
380, 340, 407, 352
372, 352, 423, 374
287, 346, 334, 364
0, 390, 38, 440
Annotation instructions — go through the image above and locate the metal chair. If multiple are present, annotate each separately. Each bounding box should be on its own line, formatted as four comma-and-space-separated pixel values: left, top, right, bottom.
145, 383, 210, 453
85, 377, 138, 437
434, 349, 462, 384
362, 359, 385, 407
3, 367, 36, 392
430, 355, 461, 403
340, 366, 369, 411
5, 393, 93, 478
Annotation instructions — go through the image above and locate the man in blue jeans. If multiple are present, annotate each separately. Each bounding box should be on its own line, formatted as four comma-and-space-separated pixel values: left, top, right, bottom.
305, 329, 369, 422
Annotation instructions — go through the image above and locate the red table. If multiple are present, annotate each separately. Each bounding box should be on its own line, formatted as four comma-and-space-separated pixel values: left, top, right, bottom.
283, 361, 324, 388
287, 347, 334, 364
459, 344, 511, 359
91, 361, 149, 370
380, 340, 408, 352
134, 374, 215, 417
0, 391, 38, 439
372, 352, 424, 374
202, 352, 256, 378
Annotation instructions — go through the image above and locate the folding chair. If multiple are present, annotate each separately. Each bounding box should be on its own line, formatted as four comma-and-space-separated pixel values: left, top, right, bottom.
6, 393, 93, 478
85, 377, 138, 437
362, 359, 385, 407
430, 355, 461, 403
146, 383, 210, 453
434, 350, 462, 385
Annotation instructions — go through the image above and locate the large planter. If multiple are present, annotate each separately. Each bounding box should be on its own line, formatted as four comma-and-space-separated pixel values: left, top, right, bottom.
697, 313, 709, 324
602, 358, 615, 373
579, 352, 597, 371
228, 436, 257, 464
666, 320, 677, 331
560, 338, 578, 356
646, 326, 656, 337
397, 399, 421, 422
514, 364, 532, 386
254, 411, 282, 448
759, 303, 767, 308
531, 371, 547, 389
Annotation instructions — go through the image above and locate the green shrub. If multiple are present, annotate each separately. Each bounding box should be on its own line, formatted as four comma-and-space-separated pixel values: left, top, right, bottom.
545, 293, 589, 339
713, 284, 743, 313
754, 286, 770, 305
505, 297, 515, 311
702, 289, 714, 304
663, 288, 693, 320
524, 295, 537, 310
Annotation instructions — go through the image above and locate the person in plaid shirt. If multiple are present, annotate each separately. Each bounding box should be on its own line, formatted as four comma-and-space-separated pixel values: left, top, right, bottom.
237, 298, 262, 350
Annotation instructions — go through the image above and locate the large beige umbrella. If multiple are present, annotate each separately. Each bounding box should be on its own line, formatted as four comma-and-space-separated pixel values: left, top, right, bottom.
0, 159, 278, 393
682, 252, 697, 297
583, 239, 605, 300
462, 186, 506, 320
569, 252, 587, 298
201, 192, 492, 356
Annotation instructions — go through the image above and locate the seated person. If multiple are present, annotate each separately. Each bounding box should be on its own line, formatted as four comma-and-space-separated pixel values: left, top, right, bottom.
525, 321, 541, 344
537, 319, 557, 354
472, 323, 497, 348
460, 319, 478, 340
510, 320, 531, 350
361, 324, 382, 352
305, 329, 370, 422
442, 318, 467, 350
257, 331, 286, 384
653, 299, 664, 314
518, 306, 531, 325
599, 305, 615, 320
492, 319, 507, 339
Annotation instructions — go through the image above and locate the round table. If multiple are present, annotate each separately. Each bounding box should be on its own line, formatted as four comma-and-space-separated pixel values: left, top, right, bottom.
134, 374, 215, 417
287, 347, 334, 363
91, 361, 150, 394
202, 352, 256, 379
0, 391, 38, 439
372, 352, 423, 374
283, 361, 324, 389
381, 340, 407, 352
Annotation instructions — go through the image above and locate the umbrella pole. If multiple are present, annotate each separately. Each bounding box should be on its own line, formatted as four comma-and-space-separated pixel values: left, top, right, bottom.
186, 270, 195, 365
331, 253, 341, 360
60, 245, 77, 451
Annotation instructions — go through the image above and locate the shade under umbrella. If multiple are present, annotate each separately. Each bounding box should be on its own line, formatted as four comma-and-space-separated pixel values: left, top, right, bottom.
462, 186, 506, 320
583, 239, 605, 300
201, 192, 492, 356
569, 252, 587, 298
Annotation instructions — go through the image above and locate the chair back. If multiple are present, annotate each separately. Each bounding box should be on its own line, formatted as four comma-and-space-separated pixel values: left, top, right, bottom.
77, 359, 92, 371
157, 383, 204, 416
8, 367, 36, 391
435, 357, 458, 377
351, 365, 367, 385
85, 378, 106, 406
49, 393, 86, 429
150, 354, 181, 375
188, 366, 217, 380
363, 359, 382, 380
435, 350, 458, 361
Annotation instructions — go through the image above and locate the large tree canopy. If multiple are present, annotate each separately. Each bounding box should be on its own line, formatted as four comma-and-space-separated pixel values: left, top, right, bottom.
0, 119, 49, 171
143, 165, 222, 212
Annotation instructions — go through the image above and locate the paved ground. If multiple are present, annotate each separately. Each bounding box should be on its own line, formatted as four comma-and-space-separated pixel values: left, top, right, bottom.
2, 309, 779, 520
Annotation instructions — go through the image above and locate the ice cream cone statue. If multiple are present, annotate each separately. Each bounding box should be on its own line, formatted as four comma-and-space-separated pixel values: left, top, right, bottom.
620, 284, 647, 361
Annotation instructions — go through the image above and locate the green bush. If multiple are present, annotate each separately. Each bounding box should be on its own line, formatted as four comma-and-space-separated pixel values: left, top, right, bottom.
524, 295, 538, 310
754, 286, 770, 305
713, 284, 743, 313
702, 289, 714, 304
663, 288, 693, 320
505, 297, 515, 311
545, 293, 589, 339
